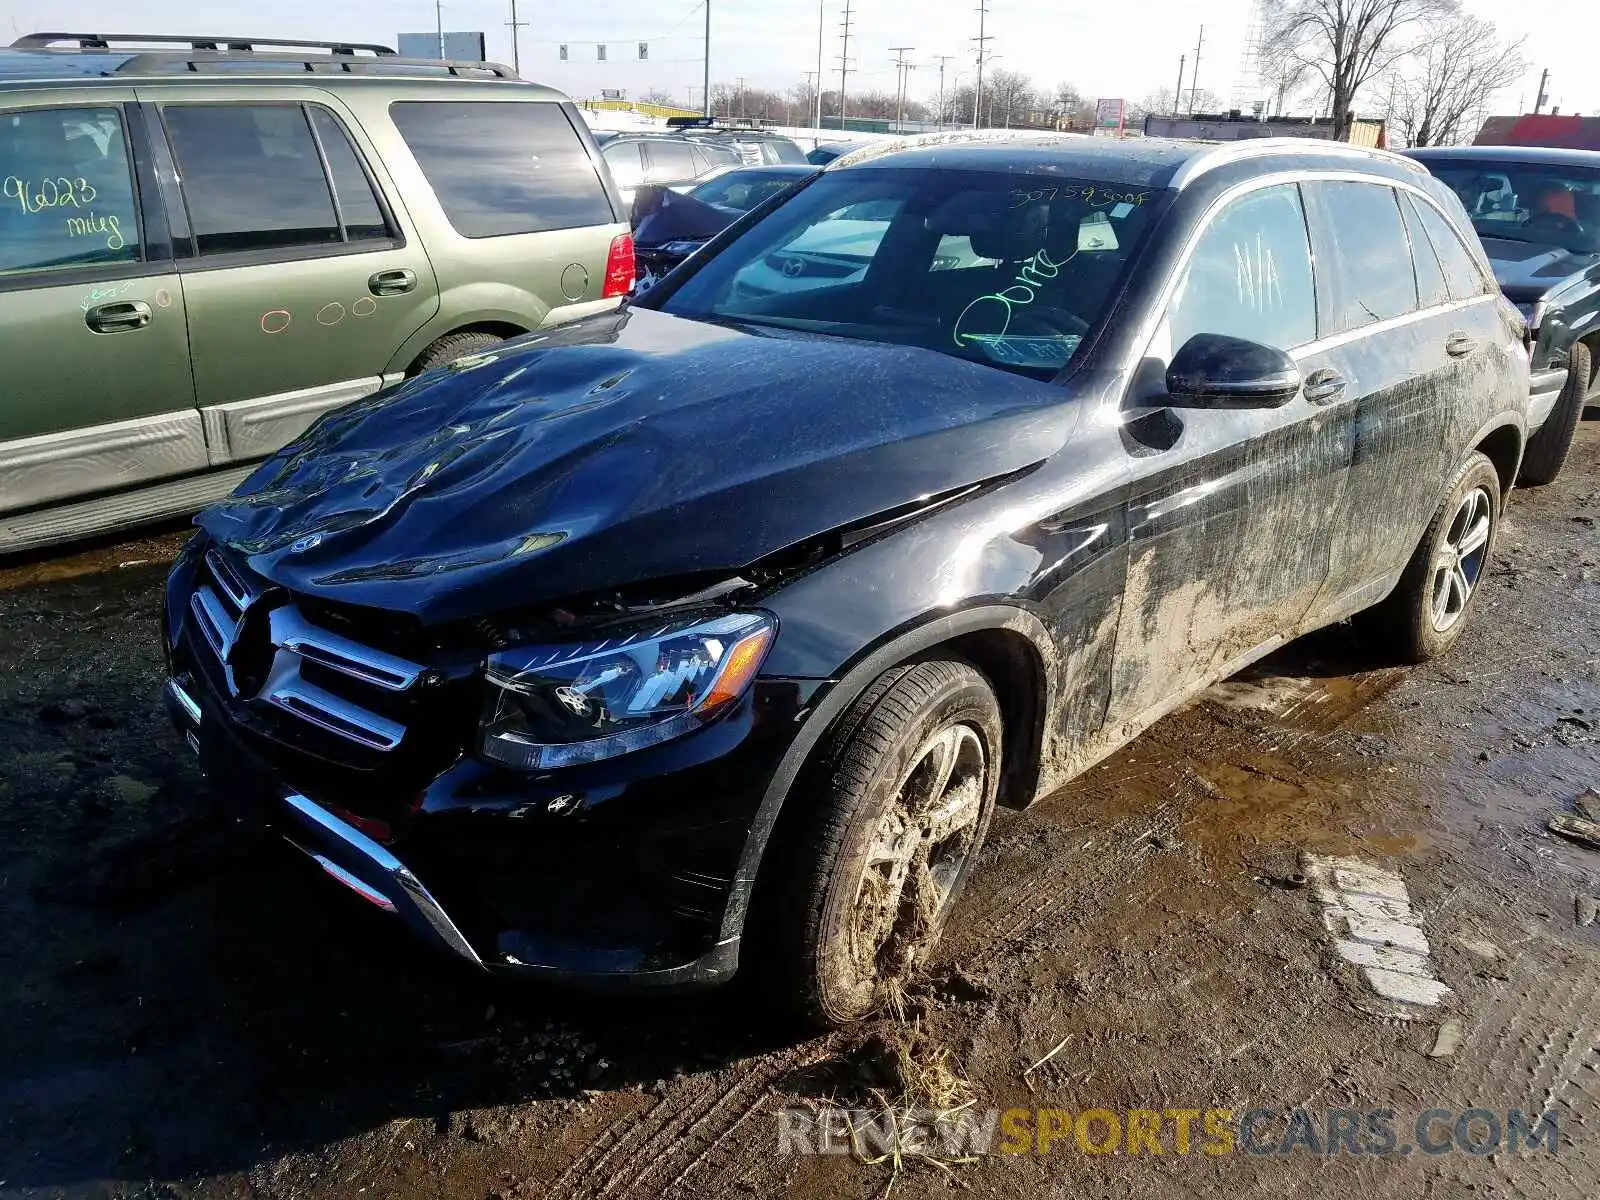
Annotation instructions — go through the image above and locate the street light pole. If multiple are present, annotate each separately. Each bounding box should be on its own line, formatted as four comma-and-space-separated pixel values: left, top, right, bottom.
435, 0, 445, 59
703, 1, 712, 117
934, 54, 954, 130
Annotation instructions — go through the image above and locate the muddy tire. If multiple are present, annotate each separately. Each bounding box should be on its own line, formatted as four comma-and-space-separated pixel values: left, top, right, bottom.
1518, 341, 1590, 486
409, 330, 506, 375
1365, 451, 1501, 664
761, 661, 1003, 1029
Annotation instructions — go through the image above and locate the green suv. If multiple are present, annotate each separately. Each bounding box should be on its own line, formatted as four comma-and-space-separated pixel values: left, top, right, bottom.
0, 33, 634, 553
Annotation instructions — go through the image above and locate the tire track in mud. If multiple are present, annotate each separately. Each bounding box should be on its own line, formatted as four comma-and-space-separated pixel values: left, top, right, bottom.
540, 1045, 816, 1199
1426, 944, 1600, 1199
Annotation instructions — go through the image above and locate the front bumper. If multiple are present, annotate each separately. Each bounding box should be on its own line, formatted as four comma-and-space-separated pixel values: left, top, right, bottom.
161, 582, 816, 991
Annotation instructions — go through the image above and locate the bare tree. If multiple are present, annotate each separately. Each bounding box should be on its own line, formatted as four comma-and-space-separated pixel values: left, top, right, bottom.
1259, 53, 1314, 114
1141, 85, 1224, 115
1387, 14, 1525, 146
987, 68, 1037, 127
1263, 0, 1456, 138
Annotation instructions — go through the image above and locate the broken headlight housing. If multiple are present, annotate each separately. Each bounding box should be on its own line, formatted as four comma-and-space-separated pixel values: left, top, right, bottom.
480, 611, 775, 769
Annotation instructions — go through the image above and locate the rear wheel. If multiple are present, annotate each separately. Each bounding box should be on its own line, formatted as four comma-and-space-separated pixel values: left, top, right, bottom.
1519, 340, 1590, 485
409, 330, 507, 375
761, 661, 1003, 1029
1364, 451, 1500, 664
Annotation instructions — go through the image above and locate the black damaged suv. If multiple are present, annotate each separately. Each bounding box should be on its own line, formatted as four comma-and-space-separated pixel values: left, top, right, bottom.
1408, 145, 1600, 483
164, 135, 1530, 1027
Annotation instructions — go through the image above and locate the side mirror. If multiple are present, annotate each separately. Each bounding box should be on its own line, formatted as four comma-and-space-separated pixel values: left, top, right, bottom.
1164, 333, 1302, 409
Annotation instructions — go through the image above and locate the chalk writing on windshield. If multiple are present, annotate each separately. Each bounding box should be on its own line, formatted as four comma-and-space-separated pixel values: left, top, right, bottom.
1009, 185, 1149, 210
3, 175, 99, 213
952, 247, 1073, 349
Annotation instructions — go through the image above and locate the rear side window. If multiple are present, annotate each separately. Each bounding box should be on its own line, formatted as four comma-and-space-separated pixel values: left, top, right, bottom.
1399, 192, 1451, 309
1168, 183, 1317, 352
1313, 181, 1417, 332
165, 104, 341, 255
602, 140, 644, 189
767, 139, 807, 165
1407, 194, 1490, 302
645, 140, 698, 182
0, 106, 140, 274
391, 101, 613, 236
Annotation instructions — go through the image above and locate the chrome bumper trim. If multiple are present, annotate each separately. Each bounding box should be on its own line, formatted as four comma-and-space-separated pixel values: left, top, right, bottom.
283, 792, 483, 968
166, 676, 202, 726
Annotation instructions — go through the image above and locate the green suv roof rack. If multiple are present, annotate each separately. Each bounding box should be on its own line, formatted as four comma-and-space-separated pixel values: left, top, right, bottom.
9, 32, 519, 79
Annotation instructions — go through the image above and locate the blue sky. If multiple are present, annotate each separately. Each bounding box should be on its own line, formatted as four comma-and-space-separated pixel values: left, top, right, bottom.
5, 1, 1593, 116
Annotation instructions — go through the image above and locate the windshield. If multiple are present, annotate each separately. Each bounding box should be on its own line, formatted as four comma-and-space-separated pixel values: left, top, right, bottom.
690, 169, 807, 212
1422, 161, 1600, 254
654, 167, 1166, 379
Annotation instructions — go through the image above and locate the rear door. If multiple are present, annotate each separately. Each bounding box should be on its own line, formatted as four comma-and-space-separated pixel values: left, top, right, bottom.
1, 97, 200, 519
1303, 180, 1458, 610
642, 139, 702, 190
1109, 181, 1348, 723
144, 91, 441, 466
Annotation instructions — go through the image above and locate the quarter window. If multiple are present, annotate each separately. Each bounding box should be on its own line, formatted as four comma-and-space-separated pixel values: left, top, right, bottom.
1314, 181, 1418, 332
391, 101, 614, 236
165, 104, 343, 255
309, 109, 390, 241
0, 106, 140, 274
1167, 183, 1317, 353
1400, 192, 1451, 309
1408, 195, 1490, 302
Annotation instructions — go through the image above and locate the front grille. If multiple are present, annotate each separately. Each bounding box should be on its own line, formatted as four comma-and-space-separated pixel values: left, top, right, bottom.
185, 546, 429, 757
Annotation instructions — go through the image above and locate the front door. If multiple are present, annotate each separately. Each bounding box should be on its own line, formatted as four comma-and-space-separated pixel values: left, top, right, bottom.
142, 91, 440, 466
1, 98, 200, 517
1109, 181, 1348, 727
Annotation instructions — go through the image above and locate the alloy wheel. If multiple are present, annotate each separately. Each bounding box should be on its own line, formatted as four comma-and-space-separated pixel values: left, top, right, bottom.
1429, 485, 1493, 632
847, 722, 988, 981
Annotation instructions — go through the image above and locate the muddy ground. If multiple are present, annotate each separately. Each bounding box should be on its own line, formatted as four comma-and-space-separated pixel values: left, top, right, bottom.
2, 420, 1599, 1200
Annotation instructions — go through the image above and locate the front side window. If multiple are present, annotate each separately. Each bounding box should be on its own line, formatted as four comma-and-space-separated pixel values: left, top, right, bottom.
0, 106, 140, 274
309, 108, 390, 241
391, 101, 614, 236
1167, 183, 1316, 353
657, 168, 1165, 379
1314, 181, 1418, 333
165, 104, 343, 255
1407, 193, 1492, 302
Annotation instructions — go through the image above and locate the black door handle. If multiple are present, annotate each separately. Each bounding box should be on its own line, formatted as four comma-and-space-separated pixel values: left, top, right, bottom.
1446, 331, 1478, 358
1303, 367, 1347, 405
368, 268, 417, 297
84, 300, 152, 333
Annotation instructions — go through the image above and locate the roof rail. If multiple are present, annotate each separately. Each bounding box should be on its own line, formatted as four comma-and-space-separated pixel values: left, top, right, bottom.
104, 51, 519, 80
1168, 136, 1425, 188
826, 128, 1085, 171
12, 32, 396, 56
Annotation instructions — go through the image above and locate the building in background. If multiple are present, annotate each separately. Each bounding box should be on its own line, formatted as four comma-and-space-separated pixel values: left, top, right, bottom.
396, 32, 487, 62
1474, 113, 1600, 151
1144, 111, 1387, 148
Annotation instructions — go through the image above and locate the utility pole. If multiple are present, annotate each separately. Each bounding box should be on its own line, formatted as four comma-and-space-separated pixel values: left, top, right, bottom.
1533, 67, 1550, 114
837, 0, 855, 130
814, 0, 826, 131
736, 75, 747, 118
1173, 54, 1185, 116
505, 0, 526, 75
972, 0, 993, 129
934, 54, 954, 130
1189, 25, 1204, 114
702, 1, 712, 116
890, 47, 915, 132
435, 0, 445, 59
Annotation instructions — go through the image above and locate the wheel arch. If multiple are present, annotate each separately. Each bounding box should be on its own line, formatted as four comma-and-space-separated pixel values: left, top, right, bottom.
1472, 419, 1523, 500
722, 605, 1055, 947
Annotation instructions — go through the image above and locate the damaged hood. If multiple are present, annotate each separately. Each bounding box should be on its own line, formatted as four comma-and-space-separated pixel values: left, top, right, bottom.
1480, 236, 1599, 301
199, 308, 1077, 624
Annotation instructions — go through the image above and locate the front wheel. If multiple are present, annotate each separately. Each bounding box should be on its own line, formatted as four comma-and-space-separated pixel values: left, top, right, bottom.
1364, 451, 1501, 664
1519, 340, 1590, 486
761, 661, 1003, 1029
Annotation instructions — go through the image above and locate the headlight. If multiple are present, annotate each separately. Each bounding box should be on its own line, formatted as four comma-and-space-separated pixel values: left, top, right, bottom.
480, 611, 775, 769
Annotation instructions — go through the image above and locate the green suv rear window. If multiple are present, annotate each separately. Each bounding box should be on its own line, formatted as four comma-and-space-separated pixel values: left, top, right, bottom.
390, 101, 614, 237
0, 106, 140, 274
